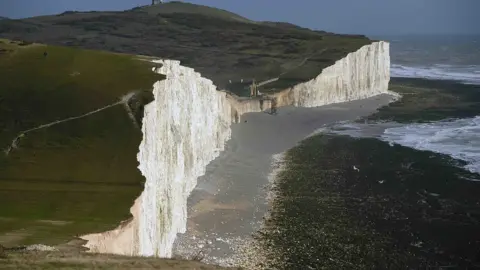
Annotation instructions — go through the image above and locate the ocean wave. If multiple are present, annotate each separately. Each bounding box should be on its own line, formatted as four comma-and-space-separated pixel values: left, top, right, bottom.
391, 64, 480, 85
381, 116, 480, 175
322, 117, 480, 176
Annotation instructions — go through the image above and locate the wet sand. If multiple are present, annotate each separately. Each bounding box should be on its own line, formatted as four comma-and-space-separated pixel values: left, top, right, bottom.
173, 94, 396, 266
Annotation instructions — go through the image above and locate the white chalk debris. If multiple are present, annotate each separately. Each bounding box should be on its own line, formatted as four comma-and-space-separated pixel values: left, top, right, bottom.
25, 244, 57, 252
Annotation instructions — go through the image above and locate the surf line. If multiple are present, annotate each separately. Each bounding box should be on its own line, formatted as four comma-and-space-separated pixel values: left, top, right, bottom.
4, 92, 137, 156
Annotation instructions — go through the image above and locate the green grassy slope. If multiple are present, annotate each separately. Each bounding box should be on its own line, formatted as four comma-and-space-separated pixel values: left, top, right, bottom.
0, 2, 372, 95
0, 39, 162, 247
1, 250, 239, 270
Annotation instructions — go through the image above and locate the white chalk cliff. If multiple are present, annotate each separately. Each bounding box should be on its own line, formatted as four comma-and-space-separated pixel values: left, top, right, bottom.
81, 41, 391, 257
272, 41, 390, 107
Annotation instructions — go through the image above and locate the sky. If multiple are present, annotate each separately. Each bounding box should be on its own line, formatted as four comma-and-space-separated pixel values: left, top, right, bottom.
0, 0, 479, 35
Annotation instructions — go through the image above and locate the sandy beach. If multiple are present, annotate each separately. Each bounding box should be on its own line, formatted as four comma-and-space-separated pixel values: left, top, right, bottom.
173, 93, 397, 266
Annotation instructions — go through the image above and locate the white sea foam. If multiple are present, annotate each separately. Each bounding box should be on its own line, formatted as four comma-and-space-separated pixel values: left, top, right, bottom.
323, 117, 480, 176
391, 64, 480, 85
381, 117, 480, 175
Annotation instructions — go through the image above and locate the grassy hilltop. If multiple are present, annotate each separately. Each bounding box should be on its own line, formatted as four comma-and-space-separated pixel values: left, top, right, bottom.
0, 1, 372, 96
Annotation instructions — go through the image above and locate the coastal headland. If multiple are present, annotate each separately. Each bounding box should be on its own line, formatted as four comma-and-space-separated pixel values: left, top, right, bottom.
1, 2, 395, 268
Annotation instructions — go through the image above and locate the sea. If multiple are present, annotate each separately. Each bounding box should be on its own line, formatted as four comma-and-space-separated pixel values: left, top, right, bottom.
371, 34, 480, 175
331, 34, 480, 176
257, 35, 480, 269
389, 35, 480, 85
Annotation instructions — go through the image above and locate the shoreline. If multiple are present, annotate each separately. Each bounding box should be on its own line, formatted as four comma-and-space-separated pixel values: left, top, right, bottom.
173, 93, 397, 267
257, 133, 480, 269
79, 40, 391, 258
251, 78, 480, 269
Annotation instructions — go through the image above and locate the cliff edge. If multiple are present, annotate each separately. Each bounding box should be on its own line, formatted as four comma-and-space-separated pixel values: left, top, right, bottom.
81, 41, 391, 257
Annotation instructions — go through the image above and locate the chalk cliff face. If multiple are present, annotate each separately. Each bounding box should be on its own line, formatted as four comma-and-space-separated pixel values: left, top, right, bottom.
137, 60, 234, 257
81, 41, 390, 257
272, 41, 390, 107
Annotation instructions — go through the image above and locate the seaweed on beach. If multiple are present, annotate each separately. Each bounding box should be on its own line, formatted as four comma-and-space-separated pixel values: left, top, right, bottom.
367, 78, 480, 123
256, 134, 480, 269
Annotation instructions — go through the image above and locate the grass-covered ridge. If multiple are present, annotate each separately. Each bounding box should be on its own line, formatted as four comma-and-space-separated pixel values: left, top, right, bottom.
0, 39, 162, 247
139, 1, 253, 23
0, 2, 372, 95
